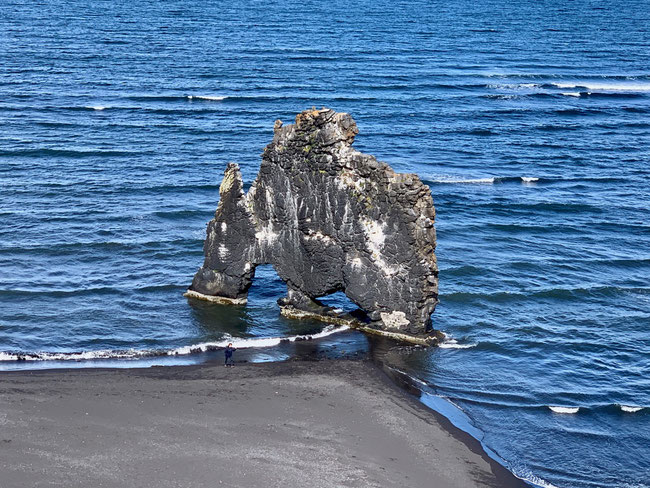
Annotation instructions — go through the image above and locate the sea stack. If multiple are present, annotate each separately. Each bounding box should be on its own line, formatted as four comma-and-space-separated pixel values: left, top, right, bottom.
186, 108, 439, 343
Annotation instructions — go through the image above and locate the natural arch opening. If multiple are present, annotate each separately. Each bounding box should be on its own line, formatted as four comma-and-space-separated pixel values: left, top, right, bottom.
246, 264, 287, 310
314, 290, 370, 324
317, 291, 359, 314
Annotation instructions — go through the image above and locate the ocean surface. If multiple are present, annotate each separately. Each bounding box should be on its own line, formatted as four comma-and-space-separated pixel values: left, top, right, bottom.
1, 0, 649, 486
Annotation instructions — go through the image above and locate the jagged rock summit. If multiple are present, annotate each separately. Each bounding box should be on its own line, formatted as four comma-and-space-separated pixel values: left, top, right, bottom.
187, 108, 439, 343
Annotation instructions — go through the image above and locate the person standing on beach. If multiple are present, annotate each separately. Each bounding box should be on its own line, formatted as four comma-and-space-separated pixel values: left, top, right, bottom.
224, 343, 235, 367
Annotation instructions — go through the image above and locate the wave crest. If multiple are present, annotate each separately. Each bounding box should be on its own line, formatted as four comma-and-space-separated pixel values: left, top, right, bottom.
619, 405, 644, 413
549, 406, 579, 414
439, 333, 477, 349
0, 325, 349, 362
187, 95, 227, 101
426, 176, 539, 185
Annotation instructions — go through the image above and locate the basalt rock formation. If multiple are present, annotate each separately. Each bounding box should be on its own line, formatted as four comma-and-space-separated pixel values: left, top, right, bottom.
187, 108, 439, 342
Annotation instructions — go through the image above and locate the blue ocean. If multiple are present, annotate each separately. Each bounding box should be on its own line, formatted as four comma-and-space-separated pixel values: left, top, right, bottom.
1, 0, 648, 486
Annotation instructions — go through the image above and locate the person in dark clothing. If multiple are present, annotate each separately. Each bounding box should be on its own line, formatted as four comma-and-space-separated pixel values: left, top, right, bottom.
224, 343, 235, 367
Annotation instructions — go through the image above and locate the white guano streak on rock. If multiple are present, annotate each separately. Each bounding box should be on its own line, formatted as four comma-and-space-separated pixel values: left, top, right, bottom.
255, 226, 278, 246
303, 230, 335, 244
253, 186, 279, 246
338, 170, 365, 193
218, 244, 228, 259
361, 217, 399, 276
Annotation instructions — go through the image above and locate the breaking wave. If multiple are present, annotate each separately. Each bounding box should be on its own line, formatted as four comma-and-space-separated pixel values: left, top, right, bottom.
618, 405, 644, 413
549, 406, 580, 414
0, 325, 349, 362
484, 81, 650, 100
426, 176, 539, 185
550, 82, 650, 92
124, 94, 229, 102
515, 471, 562, 488
187, 95, 228, 101
439, 333, 477, 349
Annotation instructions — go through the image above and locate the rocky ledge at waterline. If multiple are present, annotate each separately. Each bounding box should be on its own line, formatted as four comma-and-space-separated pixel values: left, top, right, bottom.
186, 108, 441, 345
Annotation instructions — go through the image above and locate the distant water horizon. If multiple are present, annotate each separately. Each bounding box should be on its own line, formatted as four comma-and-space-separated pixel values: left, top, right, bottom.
1, 1, 649, 487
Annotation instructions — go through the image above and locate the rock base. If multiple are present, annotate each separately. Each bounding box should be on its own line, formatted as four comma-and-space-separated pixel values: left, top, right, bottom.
279, 305, 362, 327
183, 289, 247, 306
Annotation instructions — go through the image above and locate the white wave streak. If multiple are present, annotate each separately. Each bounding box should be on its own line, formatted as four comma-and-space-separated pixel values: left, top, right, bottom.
549, 406, 579, 414
187, 95, 227, 101
0, 326, 349, 362
560, 92, 582, 97
487, 83, 540, 90
515, 471, 562, 488
430, 176, 541, 185
552, 82, 650, 92
0, 349, 152, 361
439, 340, 477, 349
439, 332, 477, 349
430, 177, 495, 184
385, 365, 429, 387
619, 405, 644, 413
169, 325, 349, 355
86, 106, 107, 110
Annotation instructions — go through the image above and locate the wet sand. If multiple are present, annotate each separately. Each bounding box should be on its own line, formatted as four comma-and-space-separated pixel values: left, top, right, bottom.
0, 359, 527, 488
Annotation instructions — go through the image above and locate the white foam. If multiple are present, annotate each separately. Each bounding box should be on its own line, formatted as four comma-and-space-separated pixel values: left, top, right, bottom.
439, 340, 477, 349
549, 406, 579, 414
516, 471, 562, 488
168, 325, 349, 355
439, 332, 477, 349
431, 176, 539, 185
430, 177, 495, 184
487, 83, 540, 90
384, 365, 429, 387
620, 405, 643, 413
0, 326, 350, 362
0, 348, 149, 361
86, 105, 106, 110
560, 92, 582, 97
553, 82, 650, 92
187, 95, 227, 101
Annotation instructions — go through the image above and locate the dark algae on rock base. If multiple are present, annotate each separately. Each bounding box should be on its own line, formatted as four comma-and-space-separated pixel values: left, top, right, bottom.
187, 108, 441, 344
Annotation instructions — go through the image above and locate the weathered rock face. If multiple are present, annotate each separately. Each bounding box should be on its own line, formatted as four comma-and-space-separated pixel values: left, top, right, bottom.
188, 108, 438, 337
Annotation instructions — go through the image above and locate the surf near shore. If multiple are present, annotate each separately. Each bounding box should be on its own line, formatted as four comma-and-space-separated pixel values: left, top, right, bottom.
0, 358, 526, 488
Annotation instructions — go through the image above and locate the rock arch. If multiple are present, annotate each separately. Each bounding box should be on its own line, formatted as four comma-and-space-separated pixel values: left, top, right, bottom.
186, 108, 438, 340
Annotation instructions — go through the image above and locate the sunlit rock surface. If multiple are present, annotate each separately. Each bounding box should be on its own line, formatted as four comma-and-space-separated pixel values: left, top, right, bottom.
188, 108, 438, 337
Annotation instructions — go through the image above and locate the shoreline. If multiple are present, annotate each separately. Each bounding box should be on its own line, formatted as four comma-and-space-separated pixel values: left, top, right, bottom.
0, 357, 528, 488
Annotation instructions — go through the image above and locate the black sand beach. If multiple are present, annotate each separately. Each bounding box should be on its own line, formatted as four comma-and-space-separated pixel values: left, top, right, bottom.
0, 359, 526, 488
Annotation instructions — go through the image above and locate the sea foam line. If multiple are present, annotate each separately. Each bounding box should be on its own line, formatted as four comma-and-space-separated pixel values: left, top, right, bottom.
514, 471, 562, 488
439, 332, 477, 349
187, 95, 227, 101
168, 325, 349, 356
548, 406, 579, 414
0, 325, 349, 362
552, 82, 650, 92
439, 339, 477, 349
619, 405, 644, 413
428, 176, 538, 185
